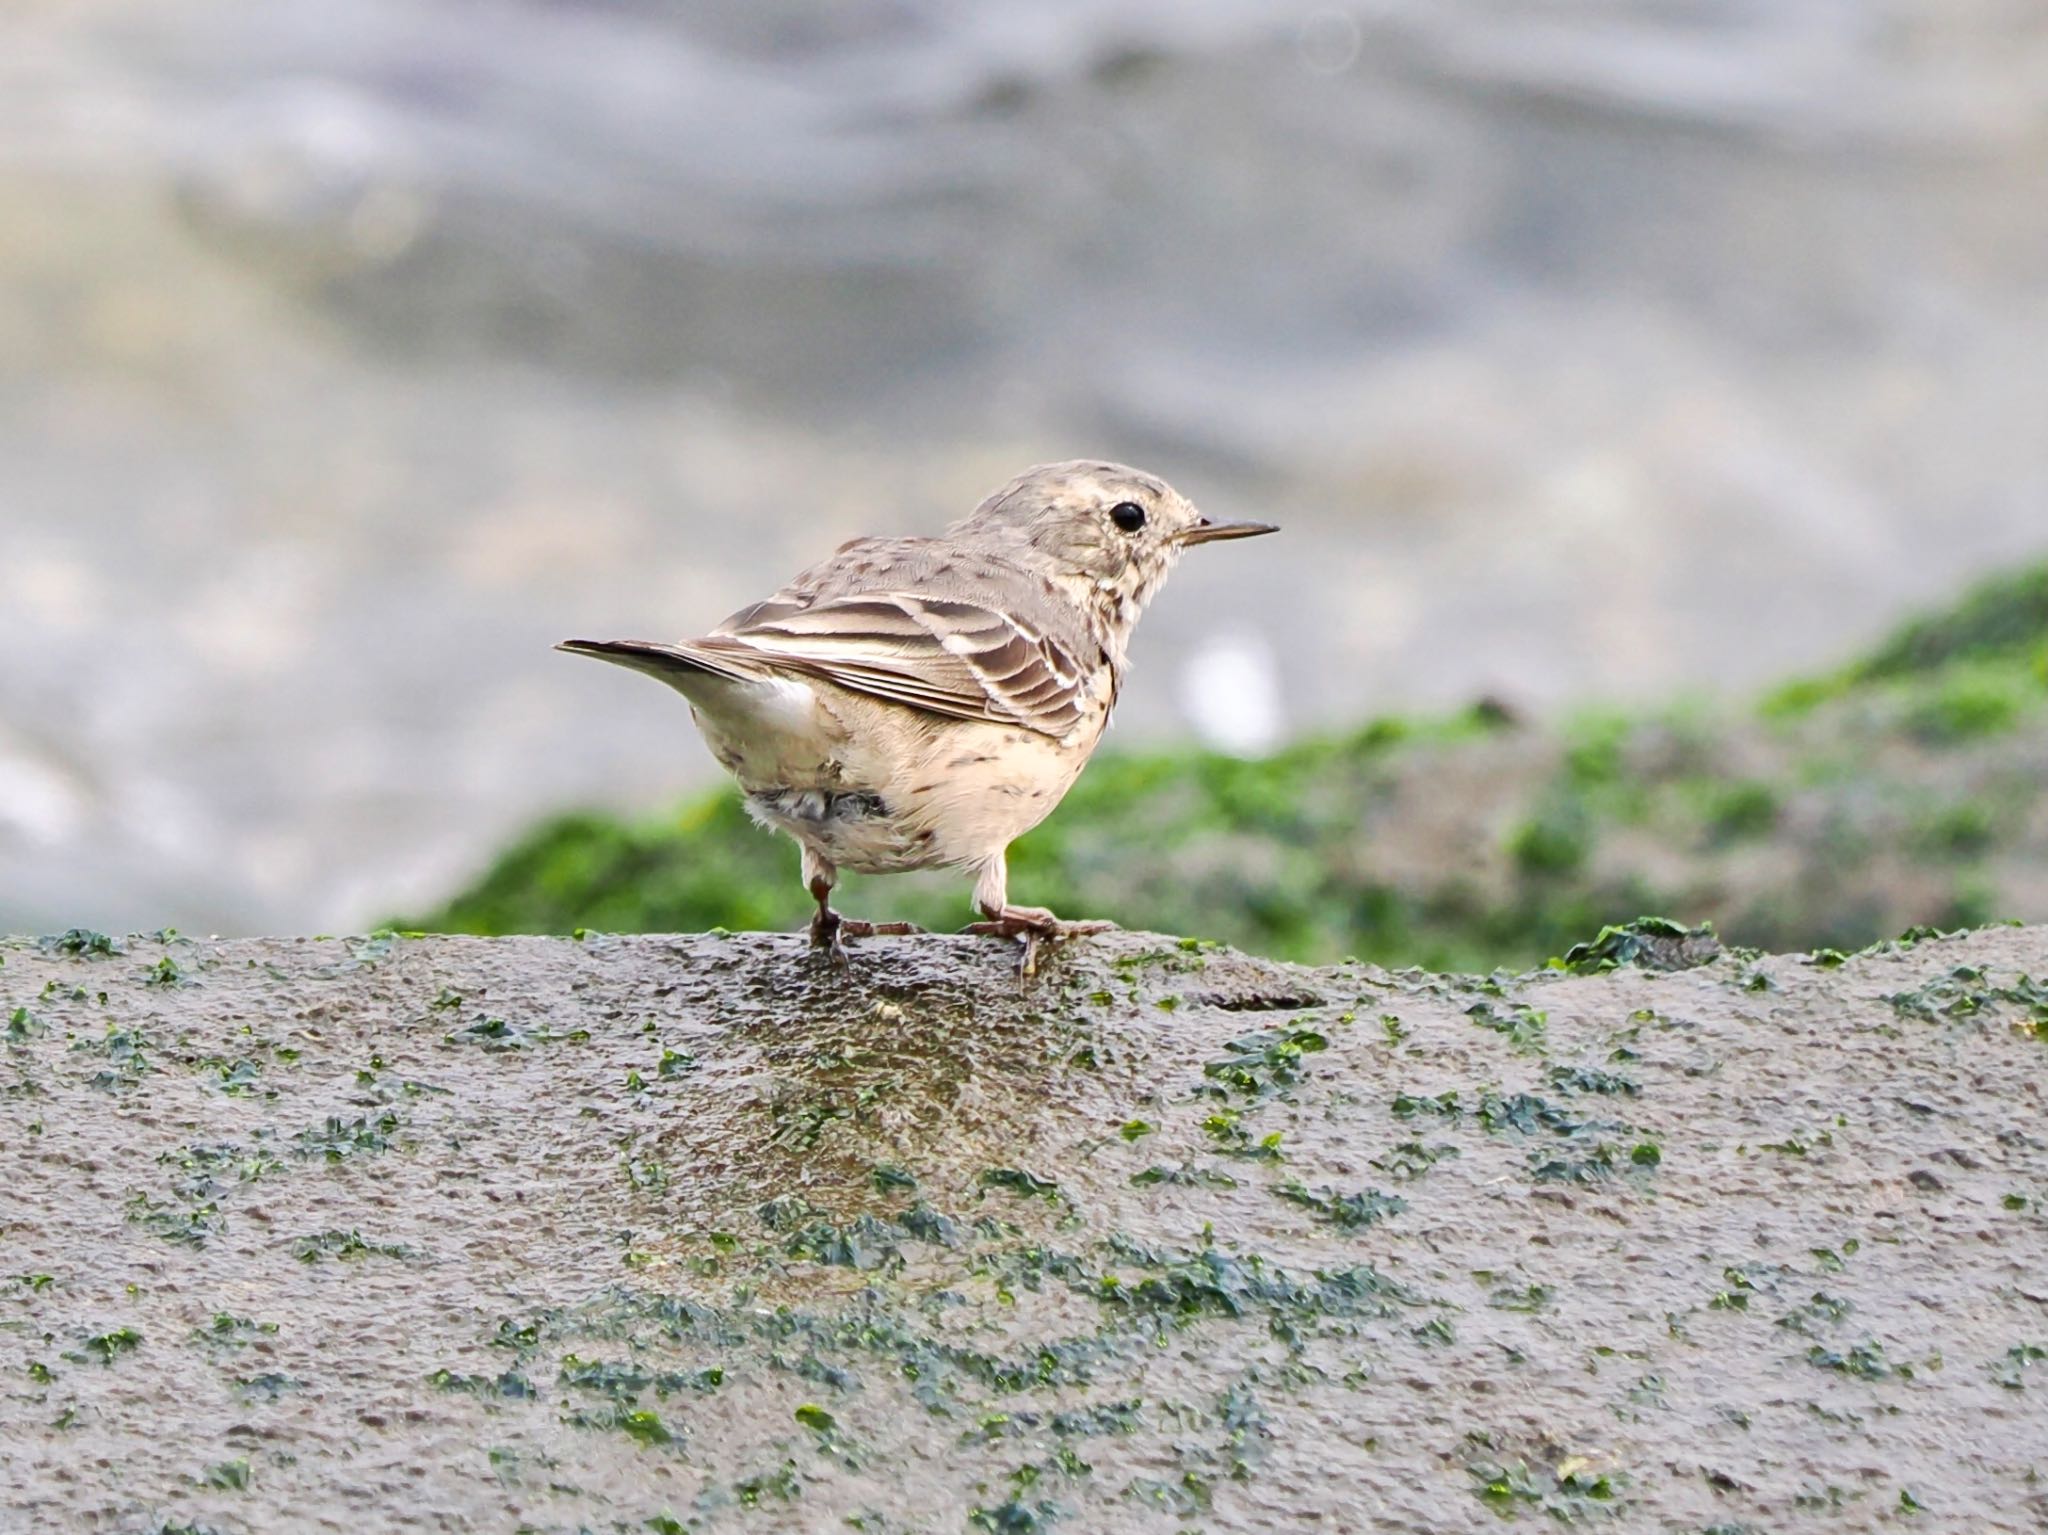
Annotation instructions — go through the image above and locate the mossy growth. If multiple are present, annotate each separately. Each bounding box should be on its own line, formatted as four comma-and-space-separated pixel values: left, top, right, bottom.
404, 562, 2048, 970
1764, 562, 2048, 732
408, 707, 1543, 969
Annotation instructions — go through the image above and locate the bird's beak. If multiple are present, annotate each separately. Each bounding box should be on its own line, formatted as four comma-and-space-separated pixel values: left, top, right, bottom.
1179, 516, 1279, 546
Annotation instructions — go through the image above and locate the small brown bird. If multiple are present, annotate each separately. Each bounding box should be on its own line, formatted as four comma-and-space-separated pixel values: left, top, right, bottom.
560, 460, 1276, 968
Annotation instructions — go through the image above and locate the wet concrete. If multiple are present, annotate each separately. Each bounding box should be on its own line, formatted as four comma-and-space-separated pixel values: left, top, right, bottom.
2, 926, 2045, 1531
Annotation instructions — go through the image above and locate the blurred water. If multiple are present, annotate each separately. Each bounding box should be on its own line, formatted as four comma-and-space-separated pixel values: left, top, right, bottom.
2, 0, 2046, 934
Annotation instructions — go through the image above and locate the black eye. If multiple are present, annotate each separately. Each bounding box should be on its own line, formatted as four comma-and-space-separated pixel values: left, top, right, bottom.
1109, 501, 1147, 534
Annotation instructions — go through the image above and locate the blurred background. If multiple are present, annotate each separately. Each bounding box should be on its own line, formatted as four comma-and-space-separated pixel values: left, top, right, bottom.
3, 0, 2046, 951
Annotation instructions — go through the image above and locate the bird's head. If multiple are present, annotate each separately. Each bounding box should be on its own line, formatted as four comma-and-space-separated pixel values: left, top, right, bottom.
951, 460, 1276, 632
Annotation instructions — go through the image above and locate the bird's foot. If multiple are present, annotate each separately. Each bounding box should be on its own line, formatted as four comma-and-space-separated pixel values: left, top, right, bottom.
963, 905, 1119, 941
962, 907, 1118, 978
809, 906, 924, 968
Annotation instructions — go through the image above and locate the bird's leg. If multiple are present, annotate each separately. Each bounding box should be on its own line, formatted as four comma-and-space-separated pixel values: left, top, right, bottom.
804, 849, 853, 966
961, 856, 1116, 977
805, 852, 920, 968
808, 875, 852, 967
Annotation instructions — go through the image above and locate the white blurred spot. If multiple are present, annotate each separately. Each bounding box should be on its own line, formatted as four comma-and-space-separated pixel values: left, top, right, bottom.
1178, 628, 1284, 756
1297, 8, 1364, 75
11, 555, 102, 632
113, 775, 213, 862
343, 181, 430, 264
190, 80, 430, 268
0, 748, 87, 847
173, 547, 322, 680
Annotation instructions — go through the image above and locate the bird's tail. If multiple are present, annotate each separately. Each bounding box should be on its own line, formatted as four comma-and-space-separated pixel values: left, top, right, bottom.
555, 638, 755, 689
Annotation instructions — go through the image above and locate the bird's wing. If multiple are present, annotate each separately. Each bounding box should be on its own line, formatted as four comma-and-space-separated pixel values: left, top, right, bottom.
704, 590, 1096, 739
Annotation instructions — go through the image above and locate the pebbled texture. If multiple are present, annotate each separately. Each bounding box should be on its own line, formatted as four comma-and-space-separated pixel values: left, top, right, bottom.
1, 926, 2045, 1532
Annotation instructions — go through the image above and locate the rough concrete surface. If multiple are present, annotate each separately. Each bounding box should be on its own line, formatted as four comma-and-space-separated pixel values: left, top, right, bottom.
2, 925, 2045, 1533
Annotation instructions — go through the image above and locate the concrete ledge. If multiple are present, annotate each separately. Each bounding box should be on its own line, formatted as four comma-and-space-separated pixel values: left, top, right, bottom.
2, 927, 2044, 1532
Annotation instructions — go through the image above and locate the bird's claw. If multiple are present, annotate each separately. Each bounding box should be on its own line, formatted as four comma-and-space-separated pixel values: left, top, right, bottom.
962, 913, 1118, 979
810, 908, 923, 968
961, 916, 1116, 941
809, 910, 850, 969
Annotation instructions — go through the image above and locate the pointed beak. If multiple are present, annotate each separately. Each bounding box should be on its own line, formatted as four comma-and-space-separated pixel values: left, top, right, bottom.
1179, 516, 1279, 546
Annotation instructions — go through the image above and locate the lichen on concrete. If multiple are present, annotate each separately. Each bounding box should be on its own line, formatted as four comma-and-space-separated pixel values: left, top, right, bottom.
2, 925, 2045, 1532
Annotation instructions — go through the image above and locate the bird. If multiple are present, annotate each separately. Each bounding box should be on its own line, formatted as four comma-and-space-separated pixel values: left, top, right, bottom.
559, 460, 1277, 970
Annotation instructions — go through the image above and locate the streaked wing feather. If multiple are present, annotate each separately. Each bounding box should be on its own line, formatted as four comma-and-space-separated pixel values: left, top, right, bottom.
708, 592, 1090, 737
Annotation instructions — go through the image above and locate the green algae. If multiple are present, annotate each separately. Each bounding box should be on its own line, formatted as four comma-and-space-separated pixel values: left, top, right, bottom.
1806, 1341, 1900, 1381
1274, 1183, 1406, 1230
1547, 1064, 1640, 1097
570, 1404, 678, 1447
192, 1314, 276, 1350
1552, 918, 1722, 976
395, 708, 1612, 969
1886, 967, 2048, 1029
1391, 1090, 1461, 1120
291, 1229, 415, 1263
398, 561, 2048, 971
1989, 1343, 2046, 1390
443, 1014, 574, 1050
1469, 1455, 1619, 1520
1466, 999, 1548, 1055
980, 1168, 1061, 1200
76, 1023, 154, 1092
124, 1191, 225, 1249
44, 929, 122, 958
8, 926, 2044, 1532
1129, 1163, 1238, 1189
1371, 1140, 1460, 1180
1200, 1026, 1328, 1098
428, 1367, 536, 1399
293, 1112, 400, 1162
74, 1327, 142, 1365
201, 1458, 250, 1491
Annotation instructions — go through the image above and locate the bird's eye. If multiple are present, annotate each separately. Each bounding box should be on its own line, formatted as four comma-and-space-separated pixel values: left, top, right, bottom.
1109, 501, 1147, 534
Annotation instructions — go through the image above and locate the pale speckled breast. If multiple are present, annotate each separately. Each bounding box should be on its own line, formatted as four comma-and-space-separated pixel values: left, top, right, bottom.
873, 710, 1106, 867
